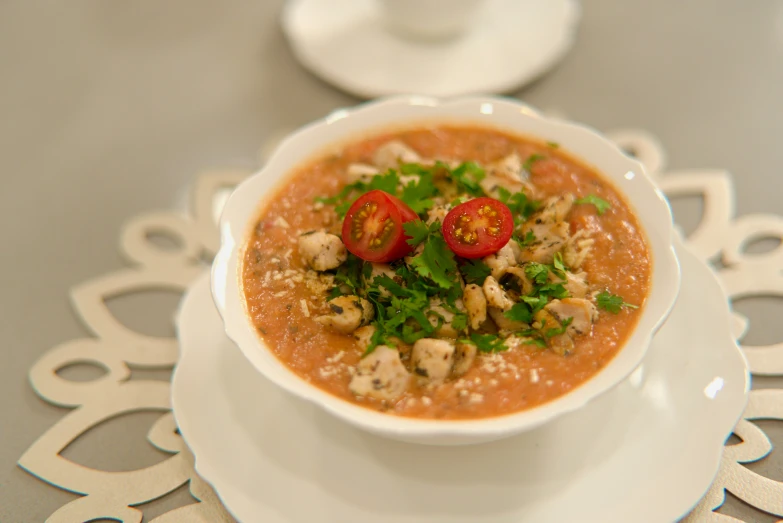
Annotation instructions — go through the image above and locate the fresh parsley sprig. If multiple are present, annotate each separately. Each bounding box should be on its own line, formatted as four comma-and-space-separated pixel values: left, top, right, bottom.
460, 259, 491, 285
523, 153, 546, 172
596, 291, 639, 314
575, 194, 611, 215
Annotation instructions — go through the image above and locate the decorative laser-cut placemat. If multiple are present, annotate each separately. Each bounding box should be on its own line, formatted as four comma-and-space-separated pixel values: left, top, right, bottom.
18, 130, 783, 522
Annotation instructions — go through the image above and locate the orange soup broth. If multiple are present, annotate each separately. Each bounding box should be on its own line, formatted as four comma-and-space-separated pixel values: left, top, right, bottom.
242, 125, 651, 420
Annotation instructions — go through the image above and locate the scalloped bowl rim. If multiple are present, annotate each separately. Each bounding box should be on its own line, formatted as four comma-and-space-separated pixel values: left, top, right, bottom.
210, 95, 681, 444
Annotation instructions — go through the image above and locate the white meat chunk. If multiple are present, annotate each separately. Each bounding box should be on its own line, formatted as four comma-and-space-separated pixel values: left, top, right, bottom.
488, 152, 526, 182
349, 345, 410, 400
517, 220, 570, 265
345, 163, 379, 183
482, 275, 514, 311
425, 204, 449, 226
427, 298, 466, 339
352, 325, 377, 348
479, 173, 526, 198
545, 298, 598, 337
298, 231, 347, 271
452, 341, 478, 377
411, 338, 456, 383
483, 242, 518, 279
315, 296, 374, 334
563, 229, 595, 269
534, 309, 575, 356
373, 140, 421, 169
503, 266, 535, 296
462, 284, 487, 330
538, 194, 576, 223
560, 270, 589, 299
488, 307, 528, 333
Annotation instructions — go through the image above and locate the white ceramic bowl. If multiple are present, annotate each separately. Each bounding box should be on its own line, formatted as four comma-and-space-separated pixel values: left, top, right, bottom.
211, 96, 681, 446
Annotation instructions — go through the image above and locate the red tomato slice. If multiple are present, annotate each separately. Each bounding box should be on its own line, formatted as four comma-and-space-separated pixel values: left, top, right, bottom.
341, 190, 419, 262
442, 197, 514, 259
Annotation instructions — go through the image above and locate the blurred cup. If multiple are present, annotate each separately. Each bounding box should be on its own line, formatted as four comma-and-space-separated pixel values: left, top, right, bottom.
379, 0, 485, 41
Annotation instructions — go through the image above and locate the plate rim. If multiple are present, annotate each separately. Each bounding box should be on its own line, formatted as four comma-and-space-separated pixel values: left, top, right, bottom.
172, 236, 750, 523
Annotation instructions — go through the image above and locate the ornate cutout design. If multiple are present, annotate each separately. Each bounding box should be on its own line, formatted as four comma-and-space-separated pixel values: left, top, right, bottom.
18, 130, 783, 521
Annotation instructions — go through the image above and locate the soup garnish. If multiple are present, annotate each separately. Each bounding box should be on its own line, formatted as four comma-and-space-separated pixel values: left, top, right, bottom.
242, 128, 650, 419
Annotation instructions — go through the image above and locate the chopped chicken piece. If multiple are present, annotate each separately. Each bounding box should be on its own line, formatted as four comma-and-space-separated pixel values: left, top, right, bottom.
483, 242, 517, 279
538, 194, 576, 223
503, 266, 535, 296
563, 229, 595, 269
411, 338, 455, 384
534, 309, 575, 355
482, 275, 514, 311
452, 341, 478, 377
545, 298, 598, 337
345, 163, 379, 183
463, 284, 487, 330
298, 231, 347, 271
427, 298, 466, 338
363, 262, 399, 297
352, 325, 377, 348
373, 140, 421, 169
488, 307, 528, 333
488, 152, 525, 182
316, 296, 374, 334
517, 221, 570, 265
479, 173, 526, 198
426, 204, 449, 226
507, 239, 522, 263
557, 270, 589, 299
349, 345, 410, 400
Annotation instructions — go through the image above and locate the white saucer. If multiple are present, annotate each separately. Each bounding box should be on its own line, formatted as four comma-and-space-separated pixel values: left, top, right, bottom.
281, 0, 581, 99
172, 236, 749, 523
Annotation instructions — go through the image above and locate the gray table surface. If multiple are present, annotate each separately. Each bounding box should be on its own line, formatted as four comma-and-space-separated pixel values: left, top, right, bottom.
1, 1, 782, 521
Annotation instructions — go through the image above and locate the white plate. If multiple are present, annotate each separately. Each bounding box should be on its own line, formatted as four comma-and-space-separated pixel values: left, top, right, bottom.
281, 0, 581, 98
172, 236, 749, 523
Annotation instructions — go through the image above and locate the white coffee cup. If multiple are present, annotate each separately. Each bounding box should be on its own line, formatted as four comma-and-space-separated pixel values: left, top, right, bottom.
379, 0, 486, 41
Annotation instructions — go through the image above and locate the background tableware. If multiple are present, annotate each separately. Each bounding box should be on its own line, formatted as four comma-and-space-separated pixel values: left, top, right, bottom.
379, 0, 484, 41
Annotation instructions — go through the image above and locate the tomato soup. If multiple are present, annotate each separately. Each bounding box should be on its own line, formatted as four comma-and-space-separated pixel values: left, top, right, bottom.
242, 126, 651, 420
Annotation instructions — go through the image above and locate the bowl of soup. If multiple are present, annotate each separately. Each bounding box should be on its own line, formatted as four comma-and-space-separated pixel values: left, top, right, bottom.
211, 96, 680, 445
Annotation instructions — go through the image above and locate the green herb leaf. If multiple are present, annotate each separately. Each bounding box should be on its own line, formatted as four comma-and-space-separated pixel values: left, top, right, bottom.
461, 259, 491, 285
551, 252, 567, 279
537, 282, 570, 299
545, 317, 573, 338
468, 333, 508, 353
523, 154, 546, 172
522, 294, 549, 313
368, 170, 400, 194
524, 262, 550, 285
525, 337, 548, 348
408, 233, 459, 290
575, 194, 611, 215
400, 170, 438, 214
450, 161, 486, 196
450, 312, 468, 333
403, 220, 432, 247
332, 254, 364, 295
546, 141, 560, 149
504, 302, 533, 324
596, 291, 639, 314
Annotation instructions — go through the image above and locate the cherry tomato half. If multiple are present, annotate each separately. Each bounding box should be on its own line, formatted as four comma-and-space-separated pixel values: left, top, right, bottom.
341, 190, 419, 262
441, 197, 514, 259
